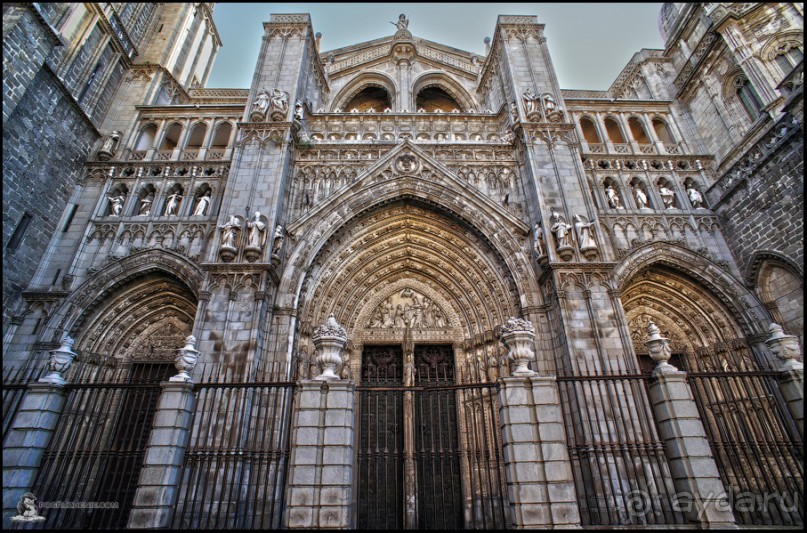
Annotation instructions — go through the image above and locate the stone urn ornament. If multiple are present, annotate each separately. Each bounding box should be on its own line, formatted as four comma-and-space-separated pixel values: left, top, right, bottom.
171, 335, 200, 382
40, 335, 77, 386
312, 314, 348, 380
644, 321, 677, 374
500, 317, 536, 375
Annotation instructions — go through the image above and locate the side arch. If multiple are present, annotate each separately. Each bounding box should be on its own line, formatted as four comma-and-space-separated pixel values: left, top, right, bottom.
330, 71, 398, 111
411, 71, 476, 112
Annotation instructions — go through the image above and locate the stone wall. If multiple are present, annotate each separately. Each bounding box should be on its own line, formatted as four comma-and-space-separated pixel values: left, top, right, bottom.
2, 67, 98, 327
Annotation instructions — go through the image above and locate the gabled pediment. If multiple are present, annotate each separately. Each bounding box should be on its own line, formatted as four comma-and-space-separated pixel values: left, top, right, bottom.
288, 139, 529, 237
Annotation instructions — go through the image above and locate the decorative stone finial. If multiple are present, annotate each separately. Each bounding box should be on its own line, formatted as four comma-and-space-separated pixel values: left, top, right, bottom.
644, 321, 677, 374
765, 322, 803, 371
40, 335, 77, 386
312, 314, 348, 380
171, 335, 200, 382
500, 317, 536, 375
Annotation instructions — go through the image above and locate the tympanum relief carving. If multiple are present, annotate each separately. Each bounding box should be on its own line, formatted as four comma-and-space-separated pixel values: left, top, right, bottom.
367, 288, 448, 329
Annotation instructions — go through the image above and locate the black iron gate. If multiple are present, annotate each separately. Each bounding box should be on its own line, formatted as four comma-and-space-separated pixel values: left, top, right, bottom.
357, 345, 507, 529
681, 344, 803, 526
26, 359, 171, 529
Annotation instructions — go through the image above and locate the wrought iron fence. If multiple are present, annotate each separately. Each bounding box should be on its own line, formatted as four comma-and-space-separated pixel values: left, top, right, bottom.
170, 360, 294, 529
680, 342, 803, 527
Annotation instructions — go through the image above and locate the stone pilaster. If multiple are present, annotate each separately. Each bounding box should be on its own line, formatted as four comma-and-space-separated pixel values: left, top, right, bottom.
765, 322, 804, 436
497, 376, 581, 529
2, 382, 66, 527
778, 370, 804, 437
285, 380, 355, 529
647, 372, 736, 528
127, 381, 197, 528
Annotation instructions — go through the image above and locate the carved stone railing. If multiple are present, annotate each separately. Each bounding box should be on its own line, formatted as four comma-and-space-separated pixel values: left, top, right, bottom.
777, 60, 803, 97
639, 143, 656, 154
561, 89, 610, 99
587, 143, 606, 153
613, 143, 631, 154
663, 143, 681, 155
129, 150, 147, 161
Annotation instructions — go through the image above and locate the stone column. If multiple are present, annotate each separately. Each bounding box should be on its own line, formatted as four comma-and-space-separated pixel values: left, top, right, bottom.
285, 380, 356, 529
128, 336, 200, 528
497, 318, 581, 529
2, 337, 75, 527
765, 323, 804, 437
644, 323, 736, 528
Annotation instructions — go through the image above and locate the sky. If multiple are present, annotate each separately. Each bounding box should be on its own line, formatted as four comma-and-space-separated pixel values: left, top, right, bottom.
206, 3, 665, 91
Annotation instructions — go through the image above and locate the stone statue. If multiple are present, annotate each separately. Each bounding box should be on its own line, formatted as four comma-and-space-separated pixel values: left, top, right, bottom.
533, 223, 546, 257
296, 350, 309, 380
108, 193, 126, 216
137, 192, 153, 216
391, 13, 409, 31
542, 93, 557, 113
573, 214, 597, 251
294, 100, 304, 121
550, 210, 574, 250
193, 191, 211, 216
658, 185, 675, 209
164, 191, 182, 216
605, 185, 623, 209
510, 102, 519, 122
634, 184, 649, 209
271, 224, 284, 256
271, 88, 288, 113
246, 211, 266, 249
523, 89, 540, 115
219, 215, 241, 249
251, 89, 270, 120
687, 184, 704, 208
100, 131, 121, 154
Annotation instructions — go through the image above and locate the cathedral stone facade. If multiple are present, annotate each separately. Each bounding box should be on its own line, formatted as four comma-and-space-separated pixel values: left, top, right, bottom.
2, 3, 803, 529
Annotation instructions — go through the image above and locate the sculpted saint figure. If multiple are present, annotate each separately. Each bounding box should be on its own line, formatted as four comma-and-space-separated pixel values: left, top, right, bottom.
523, 88, 540, 115
542, 93, 557, 114
219, 215, 240, 249
634, 184, 649, 209
550, 211, 574, 249
193, 191, 211, 216
108, 193, 126, 216
391, 13, 409, 31
294, 100, 304, 121
164, 191, 182, 216
605, 185, 623, 209
138, 192, 154, 216
573, 214, 597, 251
687, 184, 704, 208
658, 185, 675, 209
251, 90, 270, 118
246, 211, 266, 249
271, 88, 288, 112
271, 224, 284, 255
533, 223, 546, 257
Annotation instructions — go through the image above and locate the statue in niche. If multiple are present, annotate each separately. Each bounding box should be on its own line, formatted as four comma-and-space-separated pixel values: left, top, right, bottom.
522, 88, 540, 115
193, 191, 211, 216
687, 184, 704, 208
550, 210, 574, 250
98, 131, 122, 160
164, 191, 182, 216
294, 100, 305, 121
510, 102, 519, 122
658, 184, 675, 209
390, 13, 409, 32
250, 89, 270, 120
219, 214, 241, 249
246, 211, 266, 250
107, 192, 126, 216
542, 93, 558, 113
533, 223, 546, 258
271, 225, 284, 256
573, 214, 597, 252
633, 184, 649, 209
605, 185, 623, 209
138, 192, 154, 216
487, 354, 499, 382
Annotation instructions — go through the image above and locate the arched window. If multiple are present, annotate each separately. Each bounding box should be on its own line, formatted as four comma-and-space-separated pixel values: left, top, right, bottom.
160, 123, 183, 151
210, 123, 233, 149
628, 117, 650, 143
579, 117, 601, 143
185, 123, 207, 149
134, 124, 157, 151
652, 118, 675, 144
415, 86, 462, 113
344, 87, 391, 112
604, 117, 625, 143
774, 46, 803, 77
734, 76, 763, 120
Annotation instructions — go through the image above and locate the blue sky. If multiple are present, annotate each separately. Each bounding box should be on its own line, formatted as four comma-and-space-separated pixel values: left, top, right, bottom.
207, 3, 665, 91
